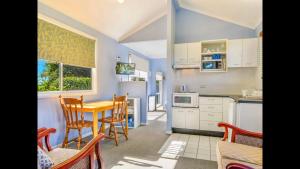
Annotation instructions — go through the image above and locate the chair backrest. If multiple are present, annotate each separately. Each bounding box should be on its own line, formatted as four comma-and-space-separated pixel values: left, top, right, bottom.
111, 93, 128, 122
37, 127, 105, 169
59, 95, 84, 127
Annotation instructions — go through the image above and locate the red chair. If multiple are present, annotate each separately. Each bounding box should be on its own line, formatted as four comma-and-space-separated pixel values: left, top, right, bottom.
217, 122, 262, 169
226, 163, 254, 169
38, 127, 105, 169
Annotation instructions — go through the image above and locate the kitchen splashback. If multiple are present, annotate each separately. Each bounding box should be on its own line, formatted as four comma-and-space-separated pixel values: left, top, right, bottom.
173, 68, 259, 95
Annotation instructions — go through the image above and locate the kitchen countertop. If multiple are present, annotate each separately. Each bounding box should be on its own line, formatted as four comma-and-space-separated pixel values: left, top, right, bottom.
198, 94, 262, 104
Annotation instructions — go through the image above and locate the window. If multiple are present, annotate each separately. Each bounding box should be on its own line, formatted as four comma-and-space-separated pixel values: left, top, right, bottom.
38, 59, 59, 91
38, 59, 93, 92
38, 16, 96, 95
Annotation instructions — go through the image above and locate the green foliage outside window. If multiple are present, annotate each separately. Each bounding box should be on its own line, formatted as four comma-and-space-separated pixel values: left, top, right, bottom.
38, 60, 92, 92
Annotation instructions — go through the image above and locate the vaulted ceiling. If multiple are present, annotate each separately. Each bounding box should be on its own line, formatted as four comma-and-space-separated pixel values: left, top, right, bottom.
39, 0, 262, 59
39, 0, 261, 42
39, 0, 167, 41
177, 0, 262, 29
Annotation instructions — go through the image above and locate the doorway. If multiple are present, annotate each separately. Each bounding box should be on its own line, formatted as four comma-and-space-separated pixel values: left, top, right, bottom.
155, 72, 164, 111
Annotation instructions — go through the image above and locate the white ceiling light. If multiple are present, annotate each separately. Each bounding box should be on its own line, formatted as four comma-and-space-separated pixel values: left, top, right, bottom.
118, 0, 125, 4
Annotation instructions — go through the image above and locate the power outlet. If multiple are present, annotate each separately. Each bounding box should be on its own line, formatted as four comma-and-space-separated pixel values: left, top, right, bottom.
200, 85, 207, 88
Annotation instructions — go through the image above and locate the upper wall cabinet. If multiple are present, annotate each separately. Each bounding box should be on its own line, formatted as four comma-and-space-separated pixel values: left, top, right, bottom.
174, 43, 188, 65
242, 38, 258, 67
173, 42, 202, 69
187, 42, 202, 64
228, 38, 258, 68
227, 39, 243, 67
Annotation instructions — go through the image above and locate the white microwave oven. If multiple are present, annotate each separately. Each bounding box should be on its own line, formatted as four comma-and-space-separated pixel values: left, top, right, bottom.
173, 92, 199, 107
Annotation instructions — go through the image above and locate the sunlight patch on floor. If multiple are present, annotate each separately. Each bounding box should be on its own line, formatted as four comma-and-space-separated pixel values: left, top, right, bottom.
158, 133, 221, 161
110, 156, 178, 169
147, 111, 166, 121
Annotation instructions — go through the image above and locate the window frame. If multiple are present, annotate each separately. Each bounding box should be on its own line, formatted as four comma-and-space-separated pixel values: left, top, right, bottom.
38, 14, 98, 99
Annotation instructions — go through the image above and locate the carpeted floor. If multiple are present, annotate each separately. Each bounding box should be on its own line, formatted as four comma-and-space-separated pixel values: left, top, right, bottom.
68, 111, 218, 169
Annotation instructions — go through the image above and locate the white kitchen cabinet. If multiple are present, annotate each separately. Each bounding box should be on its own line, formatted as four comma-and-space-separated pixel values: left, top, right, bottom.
199, 97, 223, 105
222, 98, 235, 123
174, 43, 188, 65
228, 39, 243, 67
236, 103, 262, 132
200, 111, 222, 122
185, 108, 200, 129
199, 97, 223, 132
200, 121, 224, 132
187, 42, 201, 64
172, 108, 186, 128
242, 38, 258, 67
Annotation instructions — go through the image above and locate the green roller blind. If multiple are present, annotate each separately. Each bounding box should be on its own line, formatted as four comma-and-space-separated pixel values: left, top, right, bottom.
38, 18, 95, 68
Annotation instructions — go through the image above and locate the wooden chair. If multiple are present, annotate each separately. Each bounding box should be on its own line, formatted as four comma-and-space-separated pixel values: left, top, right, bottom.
99, 94, 128, 146
59, 95, 93, 149
38, 127, 105, 169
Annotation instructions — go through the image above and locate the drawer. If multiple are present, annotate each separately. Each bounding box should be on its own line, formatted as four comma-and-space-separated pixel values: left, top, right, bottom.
199, 105, 222, 112
200, 121, 224, 132
199, 97, 223, 105
200, 111, 222, 122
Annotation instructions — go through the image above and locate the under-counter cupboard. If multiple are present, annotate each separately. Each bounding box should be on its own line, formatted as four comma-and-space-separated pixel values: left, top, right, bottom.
172, 96, 235, 133
236, 102, 262, 132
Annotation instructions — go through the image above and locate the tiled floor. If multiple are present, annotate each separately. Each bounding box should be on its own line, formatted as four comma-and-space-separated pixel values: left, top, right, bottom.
158, 133, 221, 161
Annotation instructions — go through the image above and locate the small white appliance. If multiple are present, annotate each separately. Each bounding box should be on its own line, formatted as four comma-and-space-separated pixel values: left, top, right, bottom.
173, 92, 199, 107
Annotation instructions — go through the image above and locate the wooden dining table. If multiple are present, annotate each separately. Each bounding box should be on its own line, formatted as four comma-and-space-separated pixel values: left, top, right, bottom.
79, 100, 128, 138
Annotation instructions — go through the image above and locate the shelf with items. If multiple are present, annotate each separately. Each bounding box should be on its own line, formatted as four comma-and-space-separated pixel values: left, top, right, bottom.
201, 39, 227, 72
127, 97, 141, 128
201, 52, 226, 55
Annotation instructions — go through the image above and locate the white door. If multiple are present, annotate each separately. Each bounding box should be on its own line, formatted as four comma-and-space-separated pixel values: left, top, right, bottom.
227, 39, 243, 67
187, 42, 201, 64
242, 38, 258, 67
174, 43, 188, 64
185, 108, 200, 129
172, 108, 186, 128
236, 103, 262, 132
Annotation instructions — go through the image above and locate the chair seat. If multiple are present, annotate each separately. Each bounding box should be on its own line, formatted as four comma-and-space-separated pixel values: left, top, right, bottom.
67, 120, 93, 128
99, 117, 125, 123
216, 141, 262, 168
46, 148, 80, 165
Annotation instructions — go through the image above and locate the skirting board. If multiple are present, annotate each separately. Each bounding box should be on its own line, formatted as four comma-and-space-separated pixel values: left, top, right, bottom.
52, 131, 93, 149
140, 122, 148, 126
172, 128, 224, 137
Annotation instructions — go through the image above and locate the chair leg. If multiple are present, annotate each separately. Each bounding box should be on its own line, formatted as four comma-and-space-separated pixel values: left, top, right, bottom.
98, 122, 102, 134
108, 124, 112, 137
121, 122, 128, 140
91, 126, 94, 136
77, 129, 82, 149
112, 124, 118, 146
63, 128, 70, 148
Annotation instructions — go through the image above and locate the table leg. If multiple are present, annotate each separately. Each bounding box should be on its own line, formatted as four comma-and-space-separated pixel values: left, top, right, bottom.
101, 111, 105, 133
92, 110, 98, 138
